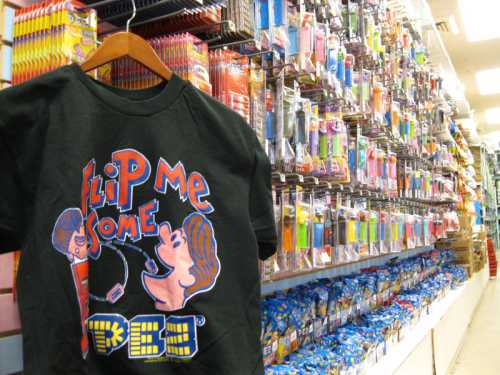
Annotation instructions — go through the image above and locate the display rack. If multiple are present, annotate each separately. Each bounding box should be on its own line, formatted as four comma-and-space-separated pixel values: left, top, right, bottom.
82, 0, 224, 27
481, 148, 500, 252
395, 0, 470, 117
262, 245, 434, 295
368, 283, 466, 375
369, 266, 488, 375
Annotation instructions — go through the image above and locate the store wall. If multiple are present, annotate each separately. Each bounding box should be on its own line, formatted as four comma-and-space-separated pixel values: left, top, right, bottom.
394, 333, 434, 375
0, 252, 22, 375
0, 253, 20, 335
433, 267, 489, 375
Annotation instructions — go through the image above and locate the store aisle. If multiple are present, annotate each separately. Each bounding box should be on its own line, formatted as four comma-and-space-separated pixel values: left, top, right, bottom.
449, 277, 500, 375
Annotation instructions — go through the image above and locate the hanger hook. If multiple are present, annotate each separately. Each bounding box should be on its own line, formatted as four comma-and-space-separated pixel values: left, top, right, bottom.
126, 0, 137, 33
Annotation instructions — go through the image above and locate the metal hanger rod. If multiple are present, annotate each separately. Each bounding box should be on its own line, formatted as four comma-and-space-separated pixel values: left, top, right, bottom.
126, 0, 137, 33
80, 0, 121, 10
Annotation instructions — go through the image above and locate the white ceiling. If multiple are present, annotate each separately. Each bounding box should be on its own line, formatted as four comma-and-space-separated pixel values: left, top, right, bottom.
428, 0, 500, 140
428, 0, 500, 144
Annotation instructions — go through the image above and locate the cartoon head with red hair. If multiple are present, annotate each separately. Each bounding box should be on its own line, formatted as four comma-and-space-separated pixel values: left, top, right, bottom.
52, 208, 88, 262
51, 207, 89, 357
142, 212, 220, 312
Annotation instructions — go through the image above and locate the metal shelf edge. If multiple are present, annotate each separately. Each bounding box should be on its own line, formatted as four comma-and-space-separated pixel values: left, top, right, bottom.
261, 246, 435, 295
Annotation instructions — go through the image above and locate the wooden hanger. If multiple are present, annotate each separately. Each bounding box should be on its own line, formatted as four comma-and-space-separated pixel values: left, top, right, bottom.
80, 0, 172, 81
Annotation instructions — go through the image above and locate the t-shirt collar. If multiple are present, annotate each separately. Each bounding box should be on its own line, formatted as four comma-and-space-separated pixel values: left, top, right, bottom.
69, 63, 186, 116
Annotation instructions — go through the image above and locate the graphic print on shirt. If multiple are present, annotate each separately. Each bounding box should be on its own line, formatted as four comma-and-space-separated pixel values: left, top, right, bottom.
142, 212, 220, 312
51, 208, 90, 358
86, 313, 206, 359
51, 148, 220, 361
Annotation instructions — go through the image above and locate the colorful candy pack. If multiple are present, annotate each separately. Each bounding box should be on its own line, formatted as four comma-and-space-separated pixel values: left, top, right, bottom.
111, 33, 211, 94
12, 0, 97, 84
209, 48, 250, 121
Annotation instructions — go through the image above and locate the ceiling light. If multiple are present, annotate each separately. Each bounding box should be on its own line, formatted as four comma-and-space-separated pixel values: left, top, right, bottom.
459, 0, 500, 42
449, 15, 459, 35
485, 108, 500, 124
476, 68, 500, 95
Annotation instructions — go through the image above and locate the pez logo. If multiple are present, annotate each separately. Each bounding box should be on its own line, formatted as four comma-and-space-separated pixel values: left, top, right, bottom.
87, 314, 129, 356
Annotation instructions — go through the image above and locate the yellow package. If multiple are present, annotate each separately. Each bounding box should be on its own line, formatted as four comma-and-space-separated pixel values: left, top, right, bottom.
347, 218, 356, 244
61, 1, 97, 65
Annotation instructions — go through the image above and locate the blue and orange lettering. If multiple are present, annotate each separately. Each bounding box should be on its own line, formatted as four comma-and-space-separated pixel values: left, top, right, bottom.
105, 179, 118, 206
98, 217, 118, 241
104, 162, 119, 178
86, 210, 101, 259
188, 172, 214, 214
87, 314, 129, 356
116, 214, 141, 242
128, 315, 165, 358
154, 159, 188, 201
81, 159, 96, 217
90, 176, 105, 210
112, 149, 151, 212
138, 200, 159, 237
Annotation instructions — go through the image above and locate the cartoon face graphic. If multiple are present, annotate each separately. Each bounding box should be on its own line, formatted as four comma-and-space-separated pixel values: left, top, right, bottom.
51, 207, 89, 357
52, 208, 88, 262
142, 212, 220, 312
68, 224, 88, 261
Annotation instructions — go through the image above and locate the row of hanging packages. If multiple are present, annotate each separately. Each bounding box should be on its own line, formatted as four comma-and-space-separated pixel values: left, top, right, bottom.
7, 0, 485, 373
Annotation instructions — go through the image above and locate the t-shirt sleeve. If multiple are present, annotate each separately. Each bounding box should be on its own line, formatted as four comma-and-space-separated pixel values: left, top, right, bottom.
249, 139, 277, 260
0, 128, 24, 253
0, 80, 46, 254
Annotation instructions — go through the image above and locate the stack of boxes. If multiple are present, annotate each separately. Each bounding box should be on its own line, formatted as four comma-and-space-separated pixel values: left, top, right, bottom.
436, 145, 489, 276
437, 217, 474, 276
473, 231, 488, 273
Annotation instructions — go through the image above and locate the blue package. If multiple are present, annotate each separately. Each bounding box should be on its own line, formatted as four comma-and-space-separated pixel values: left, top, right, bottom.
259, 0, 270, 29
288, 26, 298, 55
273, 0, 284, 26
314, 223, 325, 249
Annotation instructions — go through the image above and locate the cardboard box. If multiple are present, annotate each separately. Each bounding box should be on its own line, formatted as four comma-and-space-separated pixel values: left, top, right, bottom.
0, 293, 20, 335
0, 253, 14, 290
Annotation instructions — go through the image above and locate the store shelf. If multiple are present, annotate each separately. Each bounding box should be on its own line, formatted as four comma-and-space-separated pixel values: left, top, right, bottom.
82, 0, 223, 27
368, 284, 465, 375
368, 266, 488, 375
261, 246, 434, 295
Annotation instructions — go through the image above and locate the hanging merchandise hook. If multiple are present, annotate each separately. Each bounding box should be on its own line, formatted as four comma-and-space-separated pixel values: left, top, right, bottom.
126, 0, 137, 33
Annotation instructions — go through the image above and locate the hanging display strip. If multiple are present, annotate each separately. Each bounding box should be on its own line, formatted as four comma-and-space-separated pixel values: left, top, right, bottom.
261, 249, 468, 373
129, 4, 224, 37
84, 0, 254, 46
81, 0, 224, 26
262, 168, 461, 285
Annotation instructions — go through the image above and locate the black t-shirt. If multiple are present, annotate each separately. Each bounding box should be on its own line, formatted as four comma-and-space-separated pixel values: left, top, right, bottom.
0, 64, 277, 375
